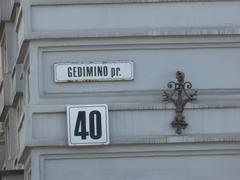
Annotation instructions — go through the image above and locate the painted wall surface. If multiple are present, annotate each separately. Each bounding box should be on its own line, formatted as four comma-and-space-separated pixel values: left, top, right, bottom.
31, 2, 240, 32
1, 1, 240, 180
29, 146, 240, 180
42, 155, 240, 180
21, 39, 240, 179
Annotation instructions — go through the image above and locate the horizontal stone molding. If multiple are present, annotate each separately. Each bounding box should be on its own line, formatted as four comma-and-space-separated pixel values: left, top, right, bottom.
34, 147, 240, 180
29, 0, 240, 6
17, 104, 240, 149
27, 40, 240, 105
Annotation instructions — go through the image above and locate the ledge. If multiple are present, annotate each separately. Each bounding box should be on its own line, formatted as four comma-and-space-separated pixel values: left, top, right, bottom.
30, 27, 240, 40
0, 169, 24, 176
29, 0, 240, 5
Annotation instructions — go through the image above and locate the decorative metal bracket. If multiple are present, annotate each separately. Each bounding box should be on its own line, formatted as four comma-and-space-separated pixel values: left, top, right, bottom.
163, 71, 197, 135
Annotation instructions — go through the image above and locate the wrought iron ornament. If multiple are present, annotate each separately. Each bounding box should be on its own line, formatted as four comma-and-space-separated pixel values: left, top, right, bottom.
163, 71, 197, 135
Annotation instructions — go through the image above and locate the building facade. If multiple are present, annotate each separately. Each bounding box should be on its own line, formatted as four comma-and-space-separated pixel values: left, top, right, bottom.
1, 0, 240, 179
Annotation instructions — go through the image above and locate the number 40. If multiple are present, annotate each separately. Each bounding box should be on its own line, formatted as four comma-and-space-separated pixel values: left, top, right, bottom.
74, 111, 102, 140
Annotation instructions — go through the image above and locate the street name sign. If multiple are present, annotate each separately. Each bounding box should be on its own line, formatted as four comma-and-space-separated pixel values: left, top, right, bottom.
54, 61, 134, 82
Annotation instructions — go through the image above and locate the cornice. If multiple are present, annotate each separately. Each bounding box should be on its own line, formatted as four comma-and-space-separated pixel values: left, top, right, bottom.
29, 0, 240, 5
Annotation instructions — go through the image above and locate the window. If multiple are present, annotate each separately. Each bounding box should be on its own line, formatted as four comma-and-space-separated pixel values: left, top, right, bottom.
1, 35, 8, 74
4, 116, 12, 161
0, 37, 4, 83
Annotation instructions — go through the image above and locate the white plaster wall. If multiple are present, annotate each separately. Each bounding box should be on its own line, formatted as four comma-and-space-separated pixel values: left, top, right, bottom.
14, 2, 240, 180
42, 155, 240, 180
27, 105, 240, 146
30, 147, 240, 180
31, 2, 240, 32
27, 39, 240, 106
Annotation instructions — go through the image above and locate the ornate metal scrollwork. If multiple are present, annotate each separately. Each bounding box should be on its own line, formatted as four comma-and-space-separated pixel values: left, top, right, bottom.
163, 71, 197, 135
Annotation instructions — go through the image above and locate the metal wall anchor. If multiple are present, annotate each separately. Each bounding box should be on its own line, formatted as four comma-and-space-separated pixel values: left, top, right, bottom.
163, 71, 197, 135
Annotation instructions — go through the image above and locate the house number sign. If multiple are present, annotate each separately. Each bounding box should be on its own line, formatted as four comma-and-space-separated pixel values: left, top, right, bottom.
67, 104, 109, 146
